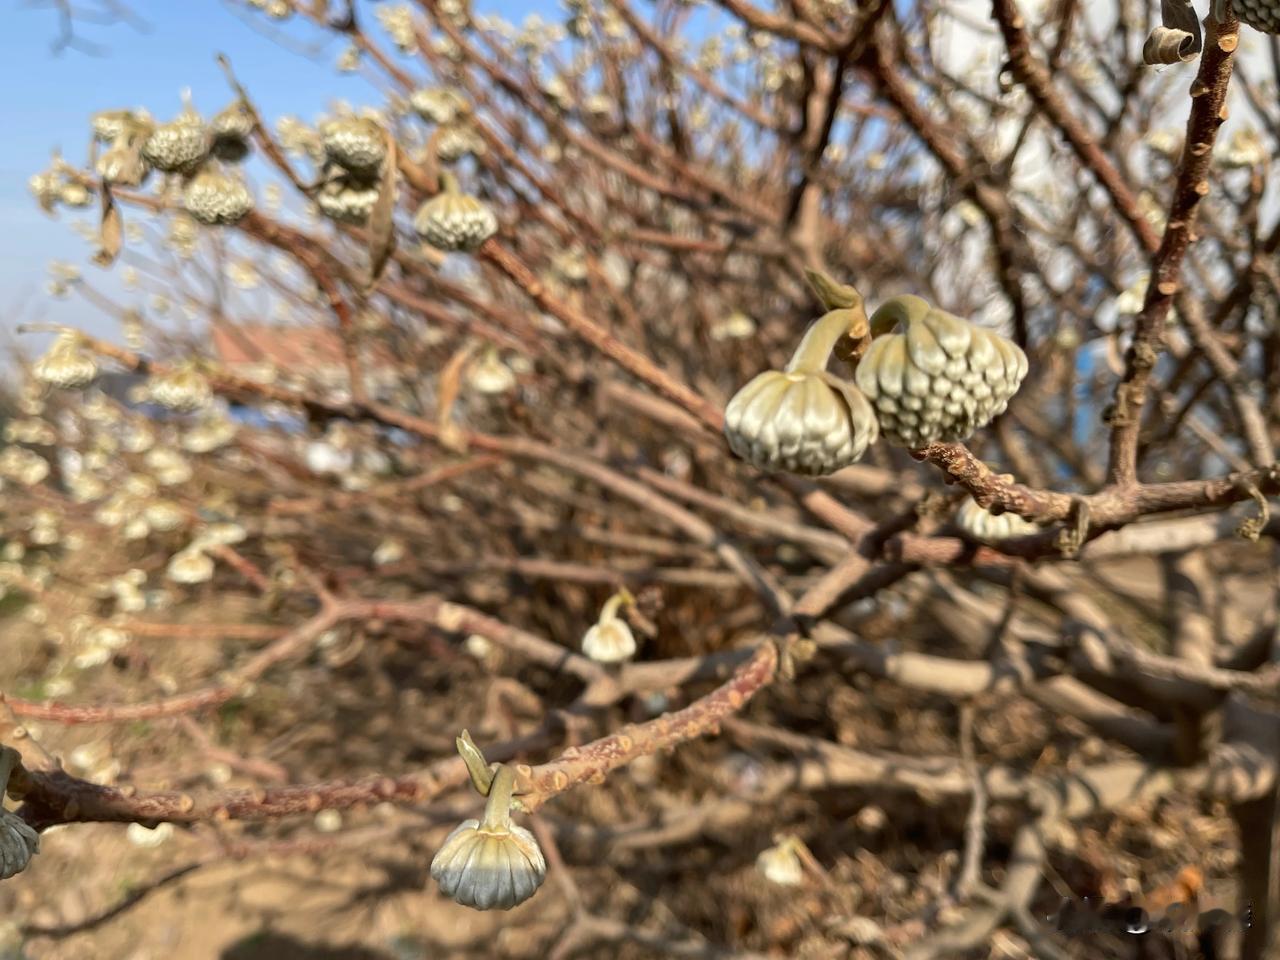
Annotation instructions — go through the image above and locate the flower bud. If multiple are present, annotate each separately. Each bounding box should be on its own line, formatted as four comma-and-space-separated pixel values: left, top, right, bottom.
855, 296, 1027, 448
955, 495, 1038, 542
183, 166, 254, 225
725, 302, 878, 476
211, 100, 254, 163
320, 117, 386, 177
414, 176, 497, 252
166, 548, 214, 585
725, 370, 877, 476
581, 592, 637, 663
434, 123, 487, 162
142, 114, 210, 174
409, 87, 471, 125
33, 332, 98, 390
317, 175, 381, 226
430, 765, 546, 910
146, 362, 213, 412
756, 835, 806, 886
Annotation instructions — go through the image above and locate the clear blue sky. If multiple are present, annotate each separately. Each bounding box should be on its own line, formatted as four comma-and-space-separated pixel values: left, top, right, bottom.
0, 1, 550, 350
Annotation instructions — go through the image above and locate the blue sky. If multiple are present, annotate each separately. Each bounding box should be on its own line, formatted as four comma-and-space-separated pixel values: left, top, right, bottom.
0, 1, 552, 352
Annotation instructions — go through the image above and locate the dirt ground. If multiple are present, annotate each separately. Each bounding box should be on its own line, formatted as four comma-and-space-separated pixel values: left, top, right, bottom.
0, 550, 1270, 959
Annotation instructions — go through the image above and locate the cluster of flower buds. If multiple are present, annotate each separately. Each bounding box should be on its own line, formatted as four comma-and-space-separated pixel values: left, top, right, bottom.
32, 331, 98, 390
29, 157, 96, 213
855, 296, 1027, 448
430, 733, 546, 910
92, 109, 154, 187
141, 96, 211, 174
314, 116, 387, 227
142, 361, 214, 412
183, 165, 254, 226
414, 172, 498, 253
410, 87, 471, 126
725, 278, 878, 476
725, 275, 1027, 475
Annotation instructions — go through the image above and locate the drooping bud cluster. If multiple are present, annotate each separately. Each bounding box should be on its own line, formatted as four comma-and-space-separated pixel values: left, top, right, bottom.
32, 331, 98, 390
724, 299, 878, 477
144, 361, 214, 412
183, 164, 254, 225
431, 750, 546, 910
410, 87, 471, 125
434, 123, 487, 163
414, 173, 498, 252
854, 296, 1026, 448
142, 99, 211, 174
210, 100, 255, 163
317, 175, 381, 225
320, 117, 386, 178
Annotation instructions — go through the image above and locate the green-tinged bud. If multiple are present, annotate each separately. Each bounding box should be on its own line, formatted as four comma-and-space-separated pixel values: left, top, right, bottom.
430, 765, 546, 910
855, 296, 1027, 448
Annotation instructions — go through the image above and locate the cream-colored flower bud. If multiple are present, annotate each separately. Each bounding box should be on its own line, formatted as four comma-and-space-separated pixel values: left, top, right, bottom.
410, 87, 471, 125
192, 522, 246, 549
58, 182, 93, 208
166, 548, 214, 584
96, 142, 150, 187
581, 591, 637, 663
320, 117, 386, 176
145, 447, 193, 486
317, 174, 381, 226
0, 448, 50, 487
144, 499, 186, 532
183, 166, 254, 225
855, 296, 1027, 448
33, 332, 98, 390
414, 174, 498, 252
955, 494, 1038, 542
466, 349, 516, 395
756, 835, 807, 886
372, 537, 405, 566
434, 123, 487, 163
181, 415, 236, 453
430, 765, 546, 910
141, 113, 210, 174
725, 297, 878, 476
146, 362, 212, 412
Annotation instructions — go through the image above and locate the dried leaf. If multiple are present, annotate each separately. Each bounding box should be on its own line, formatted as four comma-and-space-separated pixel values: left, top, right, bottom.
364, 127, 398, 292
437, 341, 478, 453
92, 185, 123, 267
1143, 0, 1202, 65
